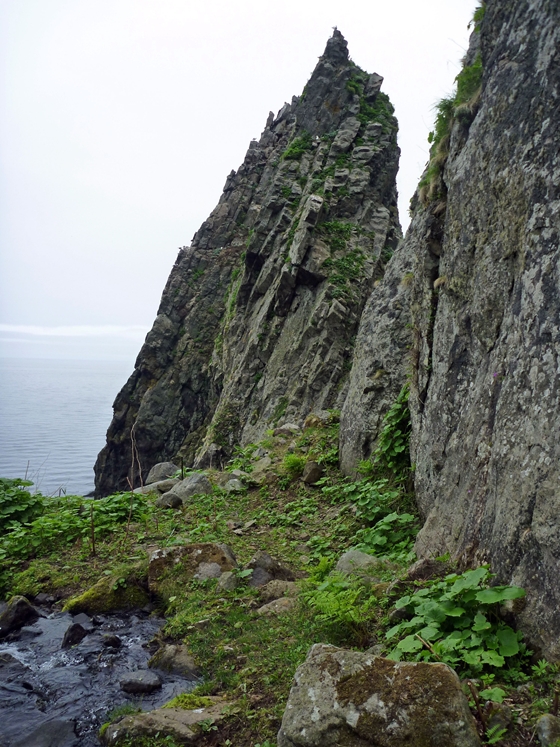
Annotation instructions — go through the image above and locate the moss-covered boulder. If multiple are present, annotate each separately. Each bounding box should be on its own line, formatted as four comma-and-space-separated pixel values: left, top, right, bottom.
147, 542, 237, 597
278, 644, 481, 747
63, 574, 149, 615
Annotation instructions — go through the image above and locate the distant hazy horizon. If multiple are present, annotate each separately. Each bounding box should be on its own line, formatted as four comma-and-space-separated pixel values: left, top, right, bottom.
0, 0, 477, 354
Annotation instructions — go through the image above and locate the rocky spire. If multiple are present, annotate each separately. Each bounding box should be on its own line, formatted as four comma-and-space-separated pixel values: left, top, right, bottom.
94, 31, 400, 494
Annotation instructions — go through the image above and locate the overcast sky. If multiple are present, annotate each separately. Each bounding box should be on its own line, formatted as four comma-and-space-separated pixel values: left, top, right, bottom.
0, 0, 477, 360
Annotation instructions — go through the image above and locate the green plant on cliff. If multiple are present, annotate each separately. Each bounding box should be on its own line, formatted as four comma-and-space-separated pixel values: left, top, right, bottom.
419, 54, 483, 205
282, 131, 312, 160
386, 565, 527, 674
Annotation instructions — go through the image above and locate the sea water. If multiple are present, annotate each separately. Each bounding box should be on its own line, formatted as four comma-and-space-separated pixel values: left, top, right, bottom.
0, 358, 133, 496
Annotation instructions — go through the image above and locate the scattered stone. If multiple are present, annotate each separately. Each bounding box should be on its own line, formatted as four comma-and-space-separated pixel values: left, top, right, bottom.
147, 542, 237, 593
257, 597, 296, 616
133, 478, 180, 495
61, 623, 88, 649
536, 714, 560, 746
100, 699, 230, 746
217, 571, 239, 592
301, 461, 324, 485
303, 411, 331, 429
0, 596, 40, 638
335, 550, 397, 581
165, 473, 213, 504
63, 575, 149, 616
224, 478, 244, 493
248, 567, 272, 587
277, 644, 481, 747
243, 519, 257, 530
260, 580, 298, 603
102, 634, 122, 649
34, 593, 52, 606
247, 552, 296, 583
194, 562, 222, 580
251, 457, 272, 476
405, 557, 453, 581
230, 469, 249, 479
155, 491, 182, 509
148, 643, 200, 678
120, 670, 162, 694
252, 447, 269, 459
226, 519, 243, 530
274, 424, 301, 437
146, 462, 179, 484
486, 702, 512, 734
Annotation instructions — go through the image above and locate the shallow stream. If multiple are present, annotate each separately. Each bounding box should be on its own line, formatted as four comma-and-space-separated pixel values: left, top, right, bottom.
0, 607, 196, 746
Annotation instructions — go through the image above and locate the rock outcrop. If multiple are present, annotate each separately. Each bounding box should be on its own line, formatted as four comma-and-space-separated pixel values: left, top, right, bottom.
94, 30, 400, 495
407, 0, 560, 658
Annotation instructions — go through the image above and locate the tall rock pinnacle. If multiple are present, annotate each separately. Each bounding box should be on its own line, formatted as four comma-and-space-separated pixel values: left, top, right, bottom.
94, 31, 401, 495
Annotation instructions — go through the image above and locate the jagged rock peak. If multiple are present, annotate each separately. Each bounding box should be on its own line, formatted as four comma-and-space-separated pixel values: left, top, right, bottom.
94, 32, 401, 495
323, 28, 349, 65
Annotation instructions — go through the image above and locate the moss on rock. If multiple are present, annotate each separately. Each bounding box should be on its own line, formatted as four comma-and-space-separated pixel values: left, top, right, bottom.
63, 574, 149, 615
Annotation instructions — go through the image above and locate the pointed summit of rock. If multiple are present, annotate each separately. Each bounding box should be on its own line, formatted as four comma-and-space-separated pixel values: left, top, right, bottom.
322, 28, 349, 65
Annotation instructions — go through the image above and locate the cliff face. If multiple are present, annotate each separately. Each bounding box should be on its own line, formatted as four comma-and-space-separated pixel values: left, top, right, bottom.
94, 31, 400, 495
408, 0, 560, 658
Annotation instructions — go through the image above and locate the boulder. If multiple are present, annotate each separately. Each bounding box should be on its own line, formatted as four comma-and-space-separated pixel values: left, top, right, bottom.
260, 580, 298, 603
301, 461, 324, 485
63, 575, 149, 615
257, 597, 296, 616
155, 491, 182, 509
536, 714, 560, 747
61, 623, 88, 649
217, 571, 239, 592
335, 550, 397, 581
0, 596, 40, 638
120, 670, 162, 694
165, 473, 212, 504
100, 699, 229, 746
277, 644, 480, 747
146, 462, 179, 484
247, 552, 296, 588
251, 457, 272, 476
274, 424, 301, 437
148, 643, 200, 678
224, 478, 244, 493
147, 542, 237, 595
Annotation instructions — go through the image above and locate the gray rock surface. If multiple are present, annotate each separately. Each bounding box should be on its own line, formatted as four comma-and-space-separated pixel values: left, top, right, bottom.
147, 542, 237, 593
165, 473, 212, 504
12, 720, 77, 747
339, 235, 413, 474
536, 714, 560, 747
277, 644, 480, 747
406, 1, 560, 658
194, 562, 222, 580
119, 670, 162, 694
0, 595, 39, 638
301, 460, 324, 484
155, 491, 182, 509
94, 29, 400, 495
148, 643, 200, 678
146, 462, 179, 484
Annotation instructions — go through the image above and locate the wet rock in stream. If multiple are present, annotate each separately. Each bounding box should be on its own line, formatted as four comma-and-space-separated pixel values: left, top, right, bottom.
0, 607, 199, 746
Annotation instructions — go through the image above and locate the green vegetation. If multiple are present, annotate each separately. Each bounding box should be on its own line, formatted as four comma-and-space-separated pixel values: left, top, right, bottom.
1, 389, 552, 746
282, 131, 312, 160
163, 693, 213, 710
419, 54, 483, 205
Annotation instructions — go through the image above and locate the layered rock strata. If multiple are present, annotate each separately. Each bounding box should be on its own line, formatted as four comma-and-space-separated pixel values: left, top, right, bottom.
408, 0, 560, 658
95, 30, 400, 494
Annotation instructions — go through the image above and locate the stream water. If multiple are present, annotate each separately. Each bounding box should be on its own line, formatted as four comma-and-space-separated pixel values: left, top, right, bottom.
0, 606, 196, 746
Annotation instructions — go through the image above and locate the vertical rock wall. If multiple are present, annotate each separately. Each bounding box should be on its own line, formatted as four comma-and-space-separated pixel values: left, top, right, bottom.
94, 31, 401, 495
409, 0, 560, 658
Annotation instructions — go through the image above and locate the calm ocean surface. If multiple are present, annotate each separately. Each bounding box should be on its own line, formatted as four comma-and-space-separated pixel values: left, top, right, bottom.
0, 358, 133, 496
